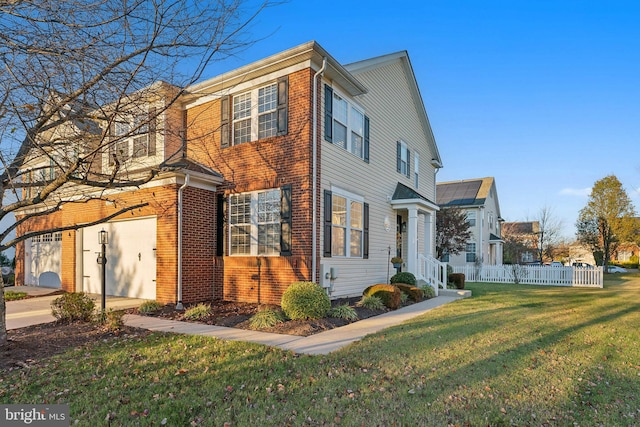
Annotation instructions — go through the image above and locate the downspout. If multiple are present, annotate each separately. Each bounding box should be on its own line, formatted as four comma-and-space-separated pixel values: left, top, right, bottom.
312, 57, 327, 283
176, 173, 190, 310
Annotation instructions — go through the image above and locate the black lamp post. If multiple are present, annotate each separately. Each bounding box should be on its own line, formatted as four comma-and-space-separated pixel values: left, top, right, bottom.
98, 229, 108, 316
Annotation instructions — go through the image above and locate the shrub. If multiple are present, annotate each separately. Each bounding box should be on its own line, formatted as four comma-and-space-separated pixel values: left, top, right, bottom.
422, 285, 436, 299
327, 304, 358, 321
4, 290, 27, 301
249, 307, 286, 330
184, 303, 211, 320
281, 281, 331, 320
102, 309, 125, 331
356, 295, 386, 310
363, 284, 401, 309
400, 292, 409, 305
449, 273, 465, 289
395, 283, 424, 302
390, 272, 417, 286
138, 300, 163, 314
51, 292, 95, 322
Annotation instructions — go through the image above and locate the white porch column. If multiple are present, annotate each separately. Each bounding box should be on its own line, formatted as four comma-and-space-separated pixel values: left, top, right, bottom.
407, 207, 419, 275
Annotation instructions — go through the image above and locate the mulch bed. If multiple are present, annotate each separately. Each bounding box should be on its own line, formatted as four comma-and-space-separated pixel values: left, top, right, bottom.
127, 297, 388, 337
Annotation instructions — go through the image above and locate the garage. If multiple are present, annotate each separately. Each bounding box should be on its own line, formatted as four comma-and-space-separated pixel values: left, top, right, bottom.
81, 217, 157, 300
24, 232, 63, 288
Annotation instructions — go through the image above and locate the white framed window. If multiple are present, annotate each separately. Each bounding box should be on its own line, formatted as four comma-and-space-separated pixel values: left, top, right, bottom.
397, 140, 410, 177
229, 188, 282, 256
233, 83, 279, 145
467, 211, 476, 227
324, 86, 368, 161
488, 212, 494, 231
110, 110, 153, 165
331, 190, 364, 258
466, 242, 476, 262
414, 152, 420, 188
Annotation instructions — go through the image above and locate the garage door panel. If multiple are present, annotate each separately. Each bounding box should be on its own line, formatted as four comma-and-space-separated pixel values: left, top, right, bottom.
82, 218, 156, 299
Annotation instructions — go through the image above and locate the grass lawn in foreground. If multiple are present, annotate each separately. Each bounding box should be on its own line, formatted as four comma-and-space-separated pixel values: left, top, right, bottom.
1, 274, 639, 426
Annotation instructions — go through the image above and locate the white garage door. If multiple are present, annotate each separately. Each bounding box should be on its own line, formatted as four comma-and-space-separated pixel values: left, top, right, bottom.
82, 217, 157, 299
25, 232, 63, 287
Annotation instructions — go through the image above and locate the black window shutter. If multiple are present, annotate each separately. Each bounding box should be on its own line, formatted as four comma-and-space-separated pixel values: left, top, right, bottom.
363, 202, 369, 259
277, 76, 289, 136
108, 121, 116, 166
406, 149, 411, 178
148, 107, 157, 156
220, 95, 230, 148
364, 116, 370, 163
396, 141, 401, 172
280, 184, 292, 256
216, 193, 225, 256
323, 190, 332, 257
324, 85, 333, 142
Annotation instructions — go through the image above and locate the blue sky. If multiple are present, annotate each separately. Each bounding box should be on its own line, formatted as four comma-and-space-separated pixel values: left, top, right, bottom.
199, 0, 640, 239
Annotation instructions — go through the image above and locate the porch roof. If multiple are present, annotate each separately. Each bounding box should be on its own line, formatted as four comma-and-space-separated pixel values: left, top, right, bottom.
390, 182, 439, 211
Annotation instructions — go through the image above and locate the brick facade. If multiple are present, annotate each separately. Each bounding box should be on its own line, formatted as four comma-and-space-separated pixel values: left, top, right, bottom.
187, 67, 317, 304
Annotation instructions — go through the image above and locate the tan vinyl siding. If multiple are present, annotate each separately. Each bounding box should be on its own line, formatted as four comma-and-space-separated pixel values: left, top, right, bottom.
320, 59, 438, 297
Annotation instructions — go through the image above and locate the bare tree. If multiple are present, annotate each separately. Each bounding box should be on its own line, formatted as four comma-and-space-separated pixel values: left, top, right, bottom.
435, 207, 472, 260
536, 205, 564, 263
0, 0, 275, 346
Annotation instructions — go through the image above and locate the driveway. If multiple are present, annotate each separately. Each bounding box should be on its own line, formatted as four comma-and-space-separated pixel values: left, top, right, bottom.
5, 286, 147, 330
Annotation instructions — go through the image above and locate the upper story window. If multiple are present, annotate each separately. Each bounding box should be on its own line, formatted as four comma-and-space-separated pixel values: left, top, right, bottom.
109, 108, 156, 165
488, 212, 494, 231
228, 185, 292, 256
324, 85, 370, 162
466, 211, 476, 227
397, 140, 410, 177
221, 77, 288, 148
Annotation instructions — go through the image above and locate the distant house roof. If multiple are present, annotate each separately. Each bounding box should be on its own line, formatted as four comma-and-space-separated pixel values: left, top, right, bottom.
503, 221, 540, 234
436, 177, 495, 207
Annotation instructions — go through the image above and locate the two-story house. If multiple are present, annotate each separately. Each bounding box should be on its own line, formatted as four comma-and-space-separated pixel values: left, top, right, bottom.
436, 177, 503, 267
15, 41, 445, 305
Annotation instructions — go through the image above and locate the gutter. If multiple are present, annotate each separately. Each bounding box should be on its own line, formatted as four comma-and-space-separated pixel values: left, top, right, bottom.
176, 173, 190, 310
311, 57, 327, 283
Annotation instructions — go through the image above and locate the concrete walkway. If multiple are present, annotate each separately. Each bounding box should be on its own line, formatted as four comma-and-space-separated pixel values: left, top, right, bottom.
6, 285, 470, 355
125, 291, 469, 355
5, 286, 147, 329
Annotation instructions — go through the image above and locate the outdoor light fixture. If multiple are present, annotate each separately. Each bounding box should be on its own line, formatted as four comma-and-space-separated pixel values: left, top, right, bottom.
99, 228, 108, 245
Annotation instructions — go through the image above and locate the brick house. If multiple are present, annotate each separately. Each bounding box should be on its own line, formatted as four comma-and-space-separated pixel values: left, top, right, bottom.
15, 41, 445, 305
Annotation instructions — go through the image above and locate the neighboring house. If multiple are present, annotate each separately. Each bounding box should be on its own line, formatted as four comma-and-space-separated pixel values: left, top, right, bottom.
436, 177, 503, 267
568, 242, 597, 267
14, 41, 444, 305
613, 242, 639, 263
502, 221, 541, 264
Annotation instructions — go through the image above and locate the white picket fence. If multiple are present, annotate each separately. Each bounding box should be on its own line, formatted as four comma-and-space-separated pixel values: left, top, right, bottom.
451, 265, 603, 288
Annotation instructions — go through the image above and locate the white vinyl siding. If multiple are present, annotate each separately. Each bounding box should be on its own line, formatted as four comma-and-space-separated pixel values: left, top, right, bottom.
320, 59, 439, 297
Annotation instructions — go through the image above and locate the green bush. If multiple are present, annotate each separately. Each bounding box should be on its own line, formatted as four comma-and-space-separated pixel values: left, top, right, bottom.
363, 284, 401, 309
390, 272, 417, 286
249, 307, 286, 330
327, 304, 358, 321
395, 283, 424, 302
449, 273, 465, 289
51, 292, 95, 322
4, 290, 27, 301
184, 303, 211, 320
422, 285, 436, 299
281, 281, 330, 320
356, 295, 386, 310
138, 300, 163, 314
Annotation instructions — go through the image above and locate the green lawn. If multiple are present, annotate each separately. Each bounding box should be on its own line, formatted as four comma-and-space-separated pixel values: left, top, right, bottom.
2, 275, 640, 426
